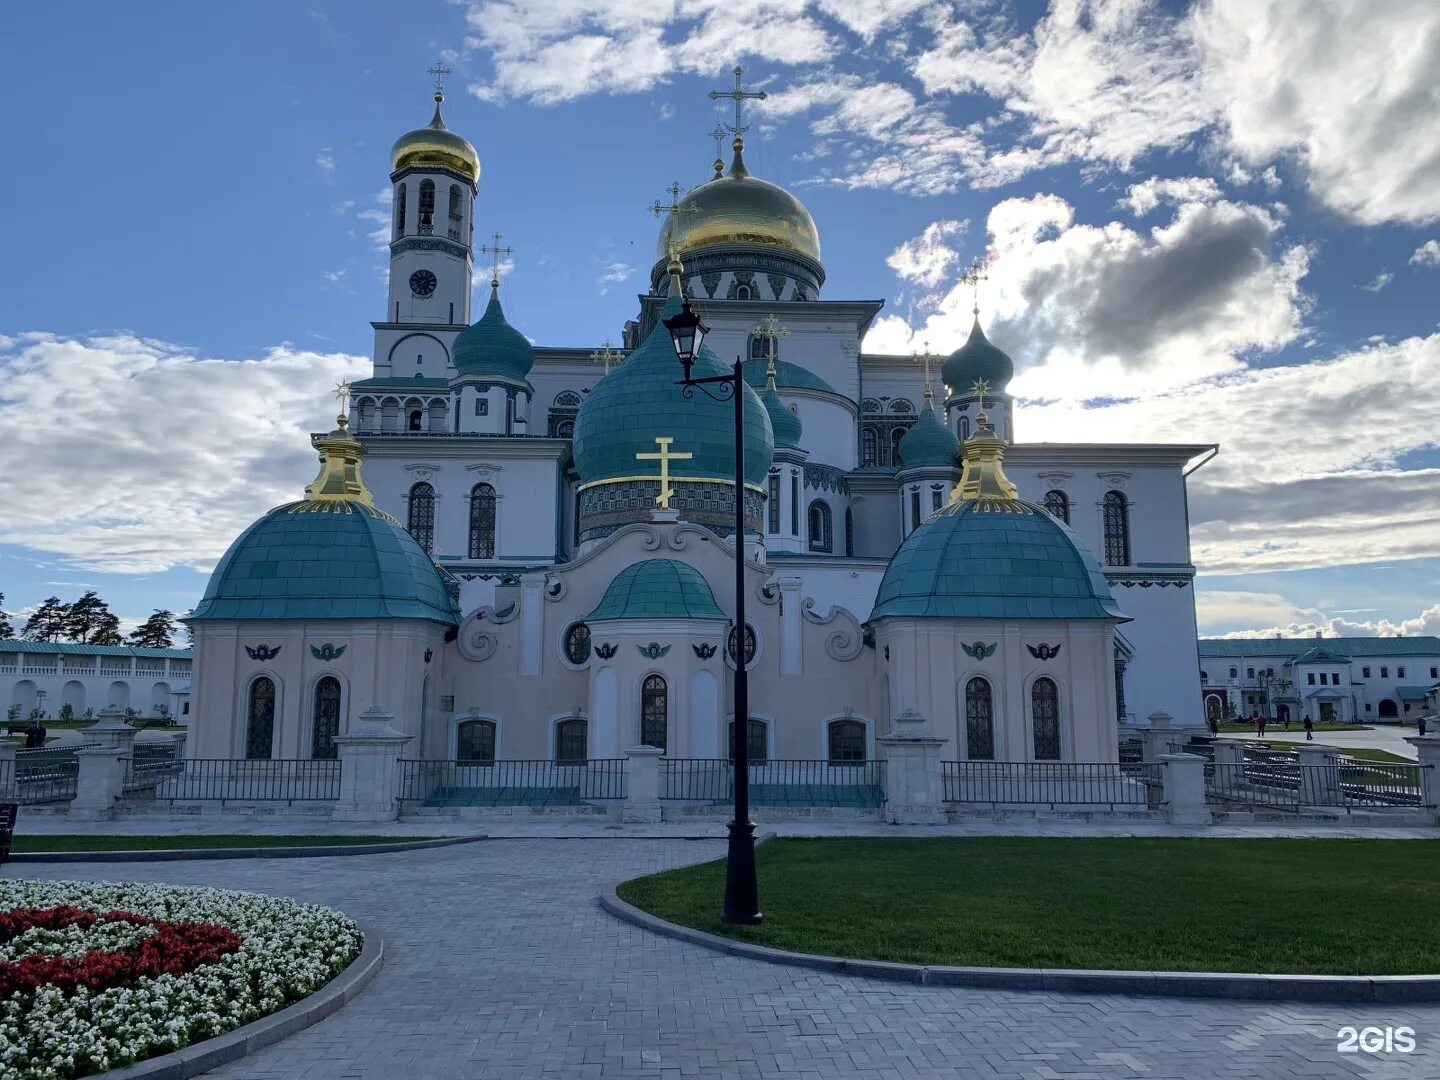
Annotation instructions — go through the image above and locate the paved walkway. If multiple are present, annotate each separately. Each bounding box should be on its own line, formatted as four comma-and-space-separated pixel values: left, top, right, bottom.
11, 839, 1439, 1078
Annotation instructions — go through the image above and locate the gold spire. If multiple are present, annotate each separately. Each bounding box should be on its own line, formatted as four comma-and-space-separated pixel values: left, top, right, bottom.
304, 409, 375, 508
949, 377, 1023, 511
917, 339, 939, 410
765, 356, 779, 392
666, 239, 684, 295
427, 62, 452, 127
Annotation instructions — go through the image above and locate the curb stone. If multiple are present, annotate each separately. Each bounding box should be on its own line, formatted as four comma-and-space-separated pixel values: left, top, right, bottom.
598, 884, 1440, 1004
93, 920, 383, 1080
10, 833, 488, 863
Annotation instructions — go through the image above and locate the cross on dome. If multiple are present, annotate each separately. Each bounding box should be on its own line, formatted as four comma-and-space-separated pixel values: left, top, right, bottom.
961, 258, 989, 317
709, 66, 767, 136
635, 437, 693, 509
590, 339, 622, 375
427, 61, 452, 98
479, 232, 513, 288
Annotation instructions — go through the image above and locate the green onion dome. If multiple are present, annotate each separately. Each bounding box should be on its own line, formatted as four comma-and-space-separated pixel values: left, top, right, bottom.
452, 284, 534, 382
572, 295, 773, 489
942, 316, 1014, 393
758, 361, 803, 449
898, 397, 959, 469
587, 558, 727, 621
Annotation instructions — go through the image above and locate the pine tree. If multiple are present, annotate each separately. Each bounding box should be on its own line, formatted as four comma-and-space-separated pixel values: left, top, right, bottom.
0, 592, 13, 639
21, 596, 69, 642
64, 591, 122, 644
128, 609, 177, 649
90, 611, 123, 646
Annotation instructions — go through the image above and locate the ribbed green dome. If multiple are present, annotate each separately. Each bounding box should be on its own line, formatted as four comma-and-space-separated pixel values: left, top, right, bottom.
572, 296, 773, 488
762, 387, 803, 449
190, 501, 459, 625
452, 286, 534, 382
871, 500, 1124, 621
587, 558, 726, 621
942, 317, 1014, 392
742, 358, 836, 395
898, 404, 958, 468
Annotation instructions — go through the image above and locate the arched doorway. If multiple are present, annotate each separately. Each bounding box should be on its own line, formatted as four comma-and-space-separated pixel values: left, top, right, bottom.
108, 680, 130, 710
311, 676, 341, 759
965, 677, 995, 760
245, 677, 276, 760
1378, 699, 1398, 720
1205, 695, 1223, 722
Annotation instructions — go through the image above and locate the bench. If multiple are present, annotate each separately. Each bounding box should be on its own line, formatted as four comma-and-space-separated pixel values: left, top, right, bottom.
4, 724, 30, 736
0, 802, 16, 864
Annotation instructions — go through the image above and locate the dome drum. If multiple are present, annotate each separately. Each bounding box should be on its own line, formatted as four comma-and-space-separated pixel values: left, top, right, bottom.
648, 246, 825, 300
577, 482, 765, 544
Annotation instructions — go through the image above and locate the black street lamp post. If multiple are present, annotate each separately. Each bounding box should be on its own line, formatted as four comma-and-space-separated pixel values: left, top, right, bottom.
663, 296, 762, 925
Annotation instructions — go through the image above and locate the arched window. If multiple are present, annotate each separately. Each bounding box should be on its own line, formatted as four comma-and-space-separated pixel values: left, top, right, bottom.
1200, 670, 1209, 682
555, 717, 587, 762
1043, 489, 1070, 524
1246, 667, 1255, 679
728, 718, 768, 762
727, 623, 757, 665
311, 676, 341, 760
417, 179, 436, 234
468, 483, 497, 559
408, 409, 424, 431
735, 284, 753, 300
748, 334, 770, 361
860, 428, 878, 467
1229, 667, 1238, 679
245, 677, 275, 761
548, 390, 581, 437
357, 397, 376, 431
407, 482, 435, 555
457, 718, 496, 762
890, 398, 915, 414
1102, 490, 1130, 566
394, 183, 407, 238
555, 419, 574, 438
807, 500, 832, 552
640, 674, 667, 751
563, 622, 591, 665
890, 426, 906, 463
861, 398, 881, 414
828, 718, 866, 762
447, 184, 463, 239
965, 676, 995, 760
1031, 677, 1060, 760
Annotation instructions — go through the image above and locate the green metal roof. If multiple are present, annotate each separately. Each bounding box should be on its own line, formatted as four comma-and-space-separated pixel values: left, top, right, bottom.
1198, 637, 1440, 658
572, 295, 773, 488
1291, 646, 1353, 665
1397, 685, 1430, 701
741, 358, 838, 396
898, 406, 959, 468
587, 558, 726, 621
452, 287, 534, 381
190, 500, 460, 625
0, 641, 191, 659
942, 317, 1014, 392
761, 386, 803, 448
350, 376, 451, 391
871, 500, 1125, 621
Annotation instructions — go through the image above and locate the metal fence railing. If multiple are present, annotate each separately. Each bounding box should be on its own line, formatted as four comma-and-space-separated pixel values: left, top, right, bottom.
396, 759, 627, 808
121, 741, 185, 794
9, 744, 97, 804
660, 759, 886, 808
131, 758, 341, 804
1205, 761, 1432, 812
941, 761, 1160, 808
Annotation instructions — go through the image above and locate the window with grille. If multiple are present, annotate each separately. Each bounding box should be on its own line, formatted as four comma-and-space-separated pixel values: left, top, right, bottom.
860, 428, 878, 467
457, 718, 496, 762
555, 717, 587, 763
965, 677, 995, 760
767, 474, 780, 533
727, 623, 757, 665
808, 500, 832, 552
1031, 677, 1060, 760
417, 179, 436, 234
563, 623, 591, 665
245, 677, 275, 761
394, 183, 406, 238
640, 675, 667, 751
311, 676, 341, 760
1102, 491, 1130, 566
1043, 489, 1069, 523
727, 718, 768, 762
407, 482, 435, 554
827, 719, 865, 762
468, 483, 497, 559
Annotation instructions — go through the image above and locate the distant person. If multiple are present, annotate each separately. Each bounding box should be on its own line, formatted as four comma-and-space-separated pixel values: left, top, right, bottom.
23, 721, 45, 749
1302, 713, 1314, 741
1256, 713, 1267, 738
1208, 714, 1220, 738
1283, 712, 1291, 731
1419, 715, 1429, 737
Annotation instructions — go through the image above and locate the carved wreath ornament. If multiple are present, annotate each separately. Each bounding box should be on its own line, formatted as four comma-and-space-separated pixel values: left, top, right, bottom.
309, 643, 347, 662
244, 644, 281, 661
637, 642, 671, 659
961, 640, 997, 660
1027, 643, 1062, 660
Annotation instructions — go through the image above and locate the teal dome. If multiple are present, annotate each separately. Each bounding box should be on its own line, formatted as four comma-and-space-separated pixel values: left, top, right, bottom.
871, 500, 1124, 621
190, 501, 459, 625
943, 317, 1014, 393
762, 386, 803, 449
898, 404, 959, 469
452, 286, 534, 382
572, 296, 773, 488
741, 358, 837, 396
587, 558, 726, 621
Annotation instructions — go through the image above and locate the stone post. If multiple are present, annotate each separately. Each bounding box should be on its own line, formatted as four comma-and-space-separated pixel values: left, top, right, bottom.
876, 707, 948, 825
1161, 753, 1208, 825
170, 731, 188, 762
1404, 735, 1440, 822
85, 708, 140, 757
331, 707, 412, 824
1297, 745, 1342, 807
622, 745, 664, 823
1140, 712, 1187, 761
70, 747, 126, 821
1213, 742, 1246, 769
0, 742, 16, 801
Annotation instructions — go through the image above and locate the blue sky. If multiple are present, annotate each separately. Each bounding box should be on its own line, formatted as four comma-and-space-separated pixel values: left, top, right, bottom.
1, 0, 1438, 640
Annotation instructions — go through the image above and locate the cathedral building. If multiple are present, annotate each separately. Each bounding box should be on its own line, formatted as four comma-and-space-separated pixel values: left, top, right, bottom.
187, 76, 1213, 770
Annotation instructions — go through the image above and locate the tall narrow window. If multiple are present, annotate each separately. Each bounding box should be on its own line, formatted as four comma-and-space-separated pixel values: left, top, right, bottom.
1044, 489, 1070, 524
790, 474, 799, 536
641, 674, 667, 751
311, 676, 341, 760
748, 334, 770, 361
407, 482, 435, 555
909, 489, 921, 532
555, 717, 588, 763
890, 427, 906, 464
808, 500, 832, 552
860, 428, 878, 467
245, 677, 275, 761
844, 508, 854, 556
447, 184, 463, 240
408, 409, 423, 431
965, 677, 995, 760
468, 483, 497, 559
828, 719, 865, 762
394, 183, 407, 238
959, 416, 970, 440
417, 179, 436, 234
728, 718, 768, 762
457, 718, 496, 762
1102, 490, 1130, 566
1032, 677, 1060, 760
767, 473, 780, 533
735, 284, 753, 300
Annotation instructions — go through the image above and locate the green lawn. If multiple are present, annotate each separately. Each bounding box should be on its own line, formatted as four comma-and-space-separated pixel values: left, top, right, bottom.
11, 834, 437, 853
1237, 740, 1413, 764
1217, 722, 1367, 733
618, 837, 1440, 975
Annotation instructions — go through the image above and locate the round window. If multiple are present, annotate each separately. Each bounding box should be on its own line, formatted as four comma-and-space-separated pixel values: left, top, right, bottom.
564, 622, 592, 665
727, 623, 757, 665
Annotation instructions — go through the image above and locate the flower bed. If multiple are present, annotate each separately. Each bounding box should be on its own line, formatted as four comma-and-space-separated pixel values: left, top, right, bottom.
0, 881, 362, 1080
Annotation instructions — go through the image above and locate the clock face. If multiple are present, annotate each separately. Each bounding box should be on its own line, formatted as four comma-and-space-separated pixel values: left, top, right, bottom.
409, 269, 438, 298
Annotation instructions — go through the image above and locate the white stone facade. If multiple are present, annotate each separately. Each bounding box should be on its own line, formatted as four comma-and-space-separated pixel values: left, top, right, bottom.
0, 644, 192, 722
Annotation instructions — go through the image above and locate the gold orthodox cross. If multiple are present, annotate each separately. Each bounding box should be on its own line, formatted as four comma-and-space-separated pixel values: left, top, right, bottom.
709, 66, 767, 135
961, 258, 989, 316
753, 313, 788, 362
333, 380, 353, 414
971, 377, 992, 410
636, 437, 693, 509
915, 339, 938, 392
427, 62, 452, 95
479, 232, 513, 287
590, 339, 622, 375
650, 182, 697, 220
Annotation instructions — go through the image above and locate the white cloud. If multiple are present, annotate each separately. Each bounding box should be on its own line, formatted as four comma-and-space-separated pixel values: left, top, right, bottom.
0, 333, 368, 575
315, 150, 336, 180
596, 260, 632, 293
1119, 175, 1223, 217
1361, 271, 1393, 293
1411, 240, 1440, 267
356, 208, 391, 248
815, 0, 930, 41
1202, 597, 1440, 640
885, 219, 966, 288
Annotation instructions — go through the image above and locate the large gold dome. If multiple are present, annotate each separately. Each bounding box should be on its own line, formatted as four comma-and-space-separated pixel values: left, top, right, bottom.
391, 94, 480, 185
657, 141, 820, 264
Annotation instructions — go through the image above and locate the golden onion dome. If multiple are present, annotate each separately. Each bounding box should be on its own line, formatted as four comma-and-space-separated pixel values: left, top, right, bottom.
391, 93, 480, 185
657, 137, 820, 264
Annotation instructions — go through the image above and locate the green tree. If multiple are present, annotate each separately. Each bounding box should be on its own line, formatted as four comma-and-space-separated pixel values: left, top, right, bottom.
64, 591, 123, 645
128, 609, 177, 649
0, 591, 13, 639
21, 596, 69, 642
